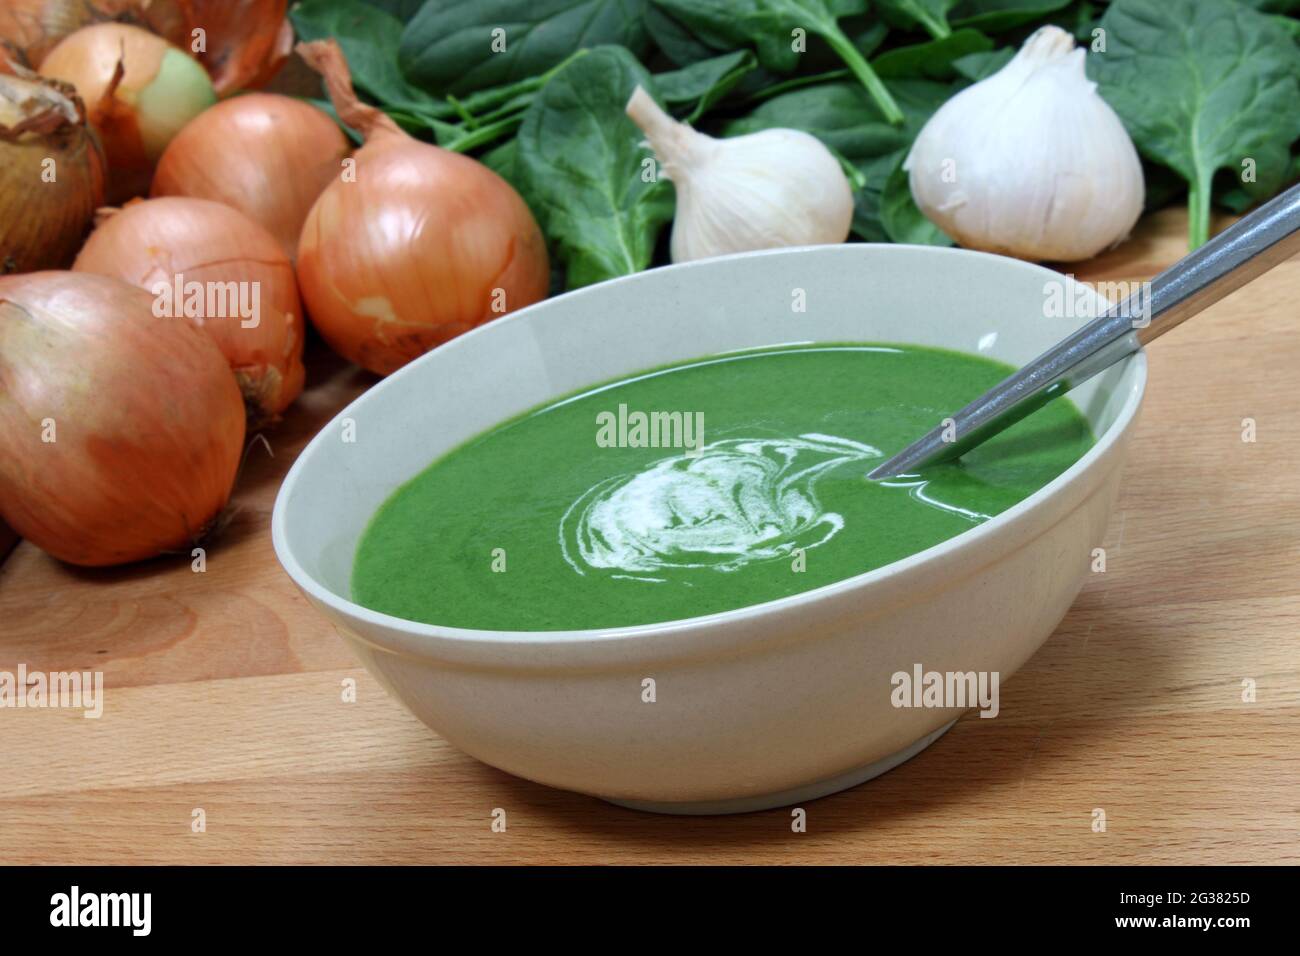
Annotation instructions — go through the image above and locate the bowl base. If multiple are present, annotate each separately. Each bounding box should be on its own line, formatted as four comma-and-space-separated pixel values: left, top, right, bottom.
605, 718, 959, 816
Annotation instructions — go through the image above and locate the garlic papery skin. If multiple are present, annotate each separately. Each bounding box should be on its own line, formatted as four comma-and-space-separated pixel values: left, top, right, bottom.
905, 26, 1144, 263
625, 86, 853, 264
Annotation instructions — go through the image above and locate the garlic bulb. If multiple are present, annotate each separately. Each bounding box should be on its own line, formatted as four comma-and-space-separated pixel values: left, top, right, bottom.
906, 26, 1143, 262
626, 86, 853, 263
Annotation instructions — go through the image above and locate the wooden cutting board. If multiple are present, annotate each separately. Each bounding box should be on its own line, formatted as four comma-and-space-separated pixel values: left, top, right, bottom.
1, 208, 1297, 864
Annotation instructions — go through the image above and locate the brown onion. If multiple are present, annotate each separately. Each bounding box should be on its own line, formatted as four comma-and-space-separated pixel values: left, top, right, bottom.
40, 22, 216, 202
0, 271, 245, 566
0, 70, 106, 273
0, 0, 186, 71
295, 40, 550, 376
73, 196, 306, 420
151, 93, 350, 260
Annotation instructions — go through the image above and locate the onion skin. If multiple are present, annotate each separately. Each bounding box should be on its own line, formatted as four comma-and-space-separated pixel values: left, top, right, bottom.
0, 0, 187, 71
73, 196, 306, 420
0, 272, 245, 566
151, 93, 350, 260
40, 22, 216, 202
298, 142, 551, 375
0, 72, 106, 273
296, 40, 550, 376
177, 0, 290, 96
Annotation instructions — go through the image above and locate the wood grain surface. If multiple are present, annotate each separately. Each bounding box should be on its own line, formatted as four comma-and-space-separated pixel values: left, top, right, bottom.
1, 209, 1297, 865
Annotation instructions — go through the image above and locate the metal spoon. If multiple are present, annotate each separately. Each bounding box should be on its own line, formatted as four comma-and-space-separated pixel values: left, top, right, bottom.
868, 181, 1300, 480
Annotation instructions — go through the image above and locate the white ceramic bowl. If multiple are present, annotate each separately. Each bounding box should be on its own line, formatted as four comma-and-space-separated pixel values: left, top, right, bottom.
272, 244, 1145, 814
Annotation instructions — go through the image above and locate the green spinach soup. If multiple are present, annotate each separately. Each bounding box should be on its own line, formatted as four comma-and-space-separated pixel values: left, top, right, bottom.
352, 344, 1094, 630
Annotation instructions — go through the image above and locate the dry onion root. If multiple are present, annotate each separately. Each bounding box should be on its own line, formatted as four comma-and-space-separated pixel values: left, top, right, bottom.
0, 70, 106, 273
40, 21, 215, 202
0, 271, 245, 567
74, 196, 307, 421
295, 40, 551, 376
151, 93, 351, 260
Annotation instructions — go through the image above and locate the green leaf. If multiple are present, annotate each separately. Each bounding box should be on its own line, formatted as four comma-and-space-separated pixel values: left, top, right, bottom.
481, 139, 519, 183
655, 50, 757, 120
846, 20, 891, 59
1089, 0, 1300, 248
400, 0, 652, 97
726, 81, 921, 161
873, 0, 959, 39
951, 47, 1012, 81
651, 0, 902, 123
644, 3, 724, 65
728, 22, 888, 104
1239, 0, 1300, 12
305, 98, 362, 145
514, 47, 674, 289
1062, 0, 1103, 43
880, 160, 952, 245
726, 78, 954, 240
1270, 11, 1300, 42
950, 0, 1073, 34
651, 0, 784, 69
292, 0, 452, 119
872, 28, 993, 80
359, 0, 426, 20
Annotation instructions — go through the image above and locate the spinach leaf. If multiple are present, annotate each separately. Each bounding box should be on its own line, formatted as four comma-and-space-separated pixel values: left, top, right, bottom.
880, 160, 952, 245
843, 19, 891, 59
400, 0, 652, 97
1089, 0, 1300, 247
873, 1, 959, 39
737, 22, 888, 104
872, 28, 993, 80
1062, 1, 1103, 42
651, 0, 904, 124
951, 47, 1012, 81
359, 0, 426, 20
1239, 0, 1300, 12
726, 78, 953, 240
292, 0, 453, 120
1213, 170, 1259, 216
514, 47, 674, 289
1271, 11, 1300, 42
644, 3, 724, 65
482, 139, 519, 183
878, 0, 1072, 39
656, 51, 758, 121
306, 98, 362, 145
950, 0, 1073, 34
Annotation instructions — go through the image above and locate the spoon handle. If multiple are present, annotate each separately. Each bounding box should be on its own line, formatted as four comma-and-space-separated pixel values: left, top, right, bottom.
868, 181, 1300, 480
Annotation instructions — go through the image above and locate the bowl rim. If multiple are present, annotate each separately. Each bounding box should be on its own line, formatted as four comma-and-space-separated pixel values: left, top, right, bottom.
272, 243, 1148, 648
